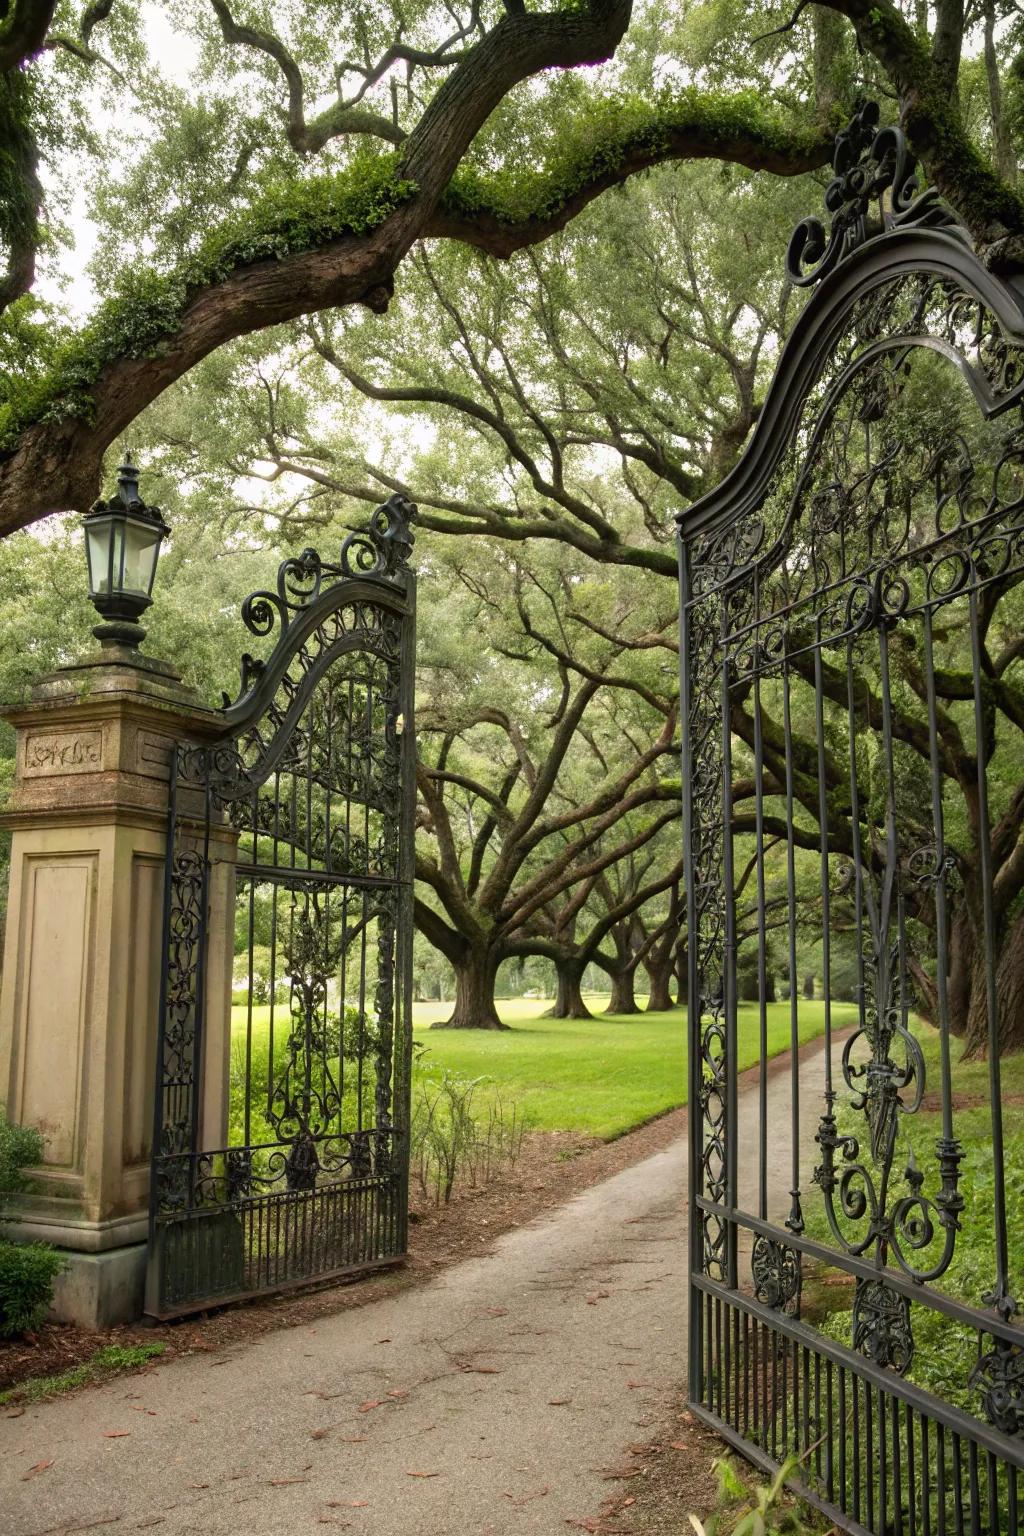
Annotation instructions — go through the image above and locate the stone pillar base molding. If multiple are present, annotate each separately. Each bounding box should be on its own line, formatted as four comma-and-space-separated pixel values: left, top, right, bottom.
3, 1204, 148, 1253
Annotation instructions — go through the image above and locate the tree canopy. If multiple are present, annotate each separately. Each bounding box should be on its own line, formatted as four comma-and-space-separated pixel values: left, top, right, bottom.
5, 1, 1024, 535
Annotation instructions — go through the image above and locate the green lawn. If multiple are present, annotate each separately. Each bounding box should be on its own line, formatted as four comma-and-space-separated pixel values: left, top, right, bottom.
231, 995, 853, 1141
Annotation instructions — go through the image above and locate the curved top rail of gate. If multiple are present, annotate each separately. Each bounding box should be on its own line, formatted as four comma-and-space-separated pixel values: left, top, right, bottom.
677, 99, 1024, 550
183, 493, 417, 799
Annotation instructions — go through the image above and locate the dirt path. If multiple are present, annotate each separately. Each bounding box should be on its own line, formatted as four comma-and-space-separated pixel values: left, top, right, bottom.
1, 1038, 835, 1536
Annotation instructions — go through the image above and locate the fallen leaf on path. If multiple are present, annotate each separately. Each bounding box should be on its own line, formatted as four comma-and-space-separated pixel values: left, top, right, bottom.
269, 1476, 310, 1486
326, 1500, 369, 1508
22, 1460, 53, 1480
185, 1483, 210, 1490
482, 1306, 508, 1317
386, 1389, 408, 1399
460, 1364, 500, 1374
376, 1338, 390, 1344
668, 1441, 688, 1451
586, 1291, 610, 1305
626, 1380, 653, 1389
104, 1431, 131, 1438
502, 1486, 549, 1506
622, 1496, 636, 1507
311, 1428, 331, 1440
548, 1398, 572, 1406
5, 1406, 24, 1417
405, 1470, 440, 1478
358, 1399, 382, 1412
129, 1407, 157, 1416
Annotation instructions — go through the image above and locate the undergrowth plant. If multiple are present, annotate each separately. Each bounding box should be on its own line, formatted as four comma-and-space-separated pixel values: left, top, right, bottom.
410, 1069, 530, 1206
689, 1454, 814, 1536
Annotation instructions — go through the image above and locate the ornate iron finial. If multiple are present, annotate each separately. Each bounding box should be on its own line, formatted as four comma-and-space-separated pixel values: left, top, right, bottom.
224, 494, 419, 701
786, 99, 960, 287
341, 492, 417, 578
116, 453, 142, 508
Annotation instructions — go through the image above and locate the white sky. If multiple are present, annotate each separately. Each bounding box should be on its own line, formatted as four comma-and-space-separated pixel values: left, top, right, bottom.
39, 4, 201, 317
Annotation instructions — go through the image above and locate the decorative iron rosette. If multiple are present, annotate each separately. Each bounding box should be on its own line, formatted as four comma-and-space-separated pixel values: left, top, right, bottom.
852, 1277, 914, 1375
970, 1336, 1024, 1437
751, 1236, 802, 1317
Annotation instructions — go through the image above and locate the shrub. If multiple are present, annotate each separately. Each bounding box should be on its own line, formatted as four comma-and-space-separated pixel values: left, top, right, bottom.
0, 1114, 43, 1200
0, 1240, 65, 1337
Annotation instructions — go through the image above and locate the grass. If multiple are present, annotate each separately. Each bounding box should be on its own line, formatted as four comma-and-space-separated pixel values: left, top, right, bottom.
0, 1342, 166, 1405
231, 995, 852, 1142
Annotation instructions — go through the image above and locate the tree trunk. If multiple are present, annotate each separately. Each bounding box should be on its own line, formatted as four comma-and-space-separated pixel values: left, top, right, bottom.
644, 953, 675, 1012
911, 907, 1024, 1060
608, 964, 640, 1016
546, 958, 592, 1019
432, 949, 507, 1029
960, 911, 1024, 1059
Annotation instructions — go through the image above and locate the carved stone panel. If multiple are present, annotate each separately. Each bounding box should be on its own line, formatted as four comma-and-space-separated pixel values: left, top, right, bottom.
23, 730, 103, 777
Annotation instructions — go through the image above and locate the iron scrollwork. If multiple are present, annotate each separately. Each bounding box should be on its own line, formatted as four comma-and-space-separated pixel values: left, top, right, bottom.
971, 1337, 1024, 1437
752, 1236, 802, 1317
223, 494, 416, 707
787, 98, 960, 288
851, 1277, 915, 1374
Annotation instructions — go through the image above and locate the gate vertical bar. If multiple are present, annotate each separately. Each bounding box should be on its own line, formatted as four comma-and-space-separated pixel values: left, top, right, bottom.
679, 528, 704, 1411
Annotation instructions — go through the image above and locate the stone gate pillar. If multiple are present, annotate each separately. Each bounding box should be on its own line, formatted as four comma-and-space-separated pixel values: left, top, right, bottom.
0, 643, 235, 1326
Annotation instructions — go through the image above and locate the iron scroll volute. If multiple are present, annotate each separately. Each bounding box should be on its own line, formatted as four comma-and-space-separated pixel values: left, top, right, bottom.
786, 99, 961, 288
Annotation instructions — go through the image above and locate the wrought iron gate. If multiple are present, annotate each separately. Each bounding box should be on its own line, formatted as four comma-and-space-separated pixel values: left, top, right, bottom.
147, 496, 416, 1318
681, 103, 1024, 1533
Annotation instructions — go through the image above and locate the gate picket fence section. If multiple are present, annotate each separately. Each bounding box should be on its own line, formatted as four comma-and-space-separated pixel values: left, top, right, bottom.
146, 496, 416, 1318
680, 104, 1024, 1533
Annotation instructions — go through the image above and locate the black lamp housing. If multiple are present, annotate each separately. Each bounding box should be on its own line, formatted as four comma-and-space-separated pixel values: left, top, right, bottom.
83, 458, 169, 648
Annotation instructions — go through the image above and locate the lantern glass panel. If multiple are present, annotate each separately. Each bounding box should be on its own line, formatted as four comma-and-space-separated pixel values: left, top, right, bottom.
122, 517, 162, 596
85, 518, 124, 596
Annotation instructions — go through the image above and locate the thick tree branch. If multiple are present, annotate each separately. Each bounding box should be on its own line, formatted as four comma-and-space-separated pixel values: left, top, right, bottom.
0, 0, 55, 69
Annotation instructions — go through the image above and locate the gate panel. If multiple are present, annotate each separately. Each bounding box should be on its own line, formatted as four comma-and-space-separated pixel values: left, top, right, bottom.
681, 105, 1024, 1533
147, 498, 416, 1318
